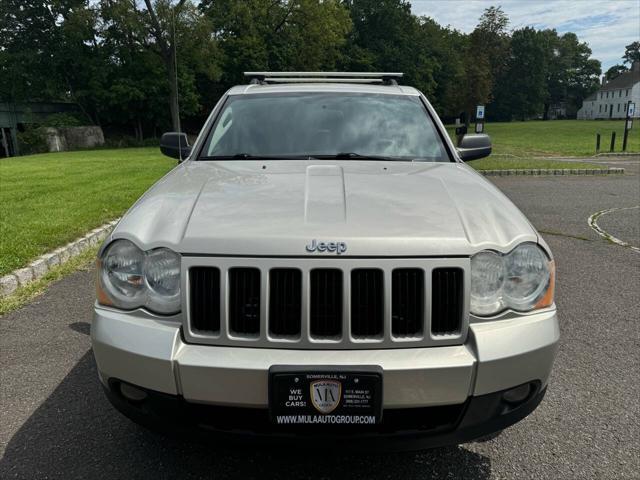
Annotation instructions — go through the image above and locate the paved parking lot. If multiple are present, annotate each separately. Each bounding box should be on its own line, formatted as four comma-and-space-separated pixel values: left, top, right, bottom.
1, 171, 639, 479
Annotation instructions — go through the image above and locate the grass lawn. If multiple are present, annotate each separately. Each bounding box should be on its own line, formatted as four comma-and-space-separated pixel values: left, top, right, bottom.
446, 119, 640, 157
0, 148, 175, 276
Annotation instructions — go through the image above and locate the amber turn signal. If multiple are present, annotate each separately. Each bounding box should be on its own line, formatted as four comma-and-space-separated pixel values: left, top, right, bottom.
535, 260, 555, 309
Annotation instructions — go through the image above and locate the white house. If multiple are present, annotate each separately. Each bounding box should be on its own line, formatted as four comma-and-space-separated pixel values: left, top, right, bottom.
577, 61, 640, 119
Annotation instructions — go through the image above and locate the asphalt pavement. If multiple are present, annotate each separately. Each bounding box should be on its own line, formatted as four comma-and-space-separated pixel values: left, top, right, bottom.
1, 168, 639, 479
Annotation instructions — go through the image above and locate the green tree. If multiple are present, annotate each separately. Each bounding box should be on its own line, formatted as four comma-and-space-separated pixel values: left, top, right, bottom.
0, 0, 616, 134
623, 41, 640, 64
269, 0, 351, 71
96, 0, 172, 136
0, 0, 97, 106
96, 0, 220, 135
539, 30, 600, 119
141, 0, 220, 131
470, 6, 510, 96
417, 19, 466, 117
492, 27, 547, 121
462, 6, 510, 123
605, 64, 628, 80
343, 0, 436, 96
201, 0, 350, 89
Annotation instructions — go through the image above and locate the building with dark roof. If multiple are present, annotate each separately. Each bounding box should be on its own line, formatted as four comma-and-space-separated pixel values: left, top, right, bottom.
577, 61, 639, 120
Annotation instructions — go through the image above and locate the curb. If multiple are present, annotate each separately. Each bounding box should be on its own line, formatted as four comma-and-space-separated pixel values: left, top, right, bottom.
0, 219, 119, 299
491, 153, 639, 160
480, 168, 625, 177
594, 153, 639, 158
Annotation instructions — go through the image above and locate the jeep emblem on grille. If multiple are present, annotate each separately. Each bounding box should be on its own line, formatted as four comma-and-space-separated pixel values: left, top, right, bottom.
305, 239, 347, 255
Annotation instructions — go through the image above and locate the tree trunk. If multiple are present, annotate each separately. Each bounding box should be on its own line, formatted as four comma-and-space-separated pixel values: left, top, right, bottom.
165, 49, 181, 132
543, 103, 550, 121
143, 0, 182, 132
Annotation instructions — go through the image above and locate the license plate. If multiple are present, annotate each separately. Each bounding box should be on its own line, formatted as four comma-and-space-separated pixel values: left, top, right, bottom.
269, 366, 383, 426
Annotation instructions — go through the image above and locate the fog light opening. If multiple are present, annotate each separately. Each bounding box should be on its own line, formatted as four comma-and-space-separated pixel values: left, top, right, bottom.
502, 383, 533, 405
119, 382, 148, 402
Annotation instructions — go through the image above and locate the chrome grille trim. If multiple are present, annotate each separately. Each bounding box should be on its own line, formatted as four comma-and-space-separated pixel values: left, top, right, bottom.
182, 257, 470, 350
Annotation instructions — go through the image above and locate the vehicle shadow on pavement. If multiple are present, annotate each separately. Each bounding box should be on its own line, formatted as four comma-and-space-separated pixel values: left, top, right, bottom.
0, 352, 492, 480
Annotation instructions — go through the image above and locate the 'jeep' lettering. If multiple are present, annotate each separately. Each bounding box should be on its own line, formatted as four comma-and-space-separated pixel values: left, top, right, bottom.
305, 239, 347, 255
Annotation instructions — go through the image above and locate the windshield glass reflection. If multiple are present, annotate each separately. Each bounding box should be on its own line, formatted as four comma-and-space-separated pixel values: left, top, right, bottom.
202, 93, 450, 162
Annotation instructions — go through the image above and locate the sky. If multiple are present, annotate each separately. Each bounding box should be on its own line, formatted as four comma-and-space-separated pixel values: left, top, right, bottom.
411, 0, 640, 70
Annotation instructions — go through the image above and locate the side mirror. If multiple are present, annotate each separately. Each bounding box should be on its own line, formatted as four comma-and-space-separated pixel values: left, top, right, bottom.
160, 132, 191, 161
457, 134, 492, 161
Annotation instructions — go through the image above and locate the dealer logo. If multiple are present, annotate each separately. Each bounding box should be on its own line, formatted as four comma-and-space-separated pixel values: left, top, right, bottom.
310, 380, 341, 414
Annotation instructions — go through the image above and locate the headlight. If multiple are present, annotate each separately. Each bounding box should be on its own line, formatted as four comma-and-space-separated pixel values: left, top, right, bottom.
503, 243, 550, 311
97, 239, 181, 314
99, 240, 145, 309
144, 248, 181, 313
470, 243, 554, 316
470, 251, 505, 316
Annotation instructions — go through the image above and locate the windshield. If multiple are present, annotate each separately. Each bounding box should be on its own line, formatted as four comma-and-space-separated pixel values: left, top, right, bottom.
200, 93, 450, 161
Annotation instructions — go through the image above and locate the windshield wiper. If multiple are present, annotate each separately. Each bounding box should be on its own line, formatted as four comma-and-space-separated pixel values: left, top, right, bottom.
199, 152, 406, 161
199, 153, 306, 160
311, 152, 402, 161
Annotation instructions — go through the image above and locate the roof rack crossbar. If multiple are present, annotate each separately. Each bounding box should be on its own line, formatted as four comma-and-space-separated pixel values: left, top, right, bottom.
243, 72, 403, 86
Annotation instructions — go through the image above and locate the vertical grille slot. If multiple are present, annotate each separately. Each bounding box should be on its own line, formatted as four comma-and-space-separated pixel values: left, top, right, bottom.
189, 267, 221, 333
392, 269, 424, 336
431, 268, 463, 335
351, 269, 384, 338
310, 269, 342, 338
229, 268, 261, 335
269, 269, 302, 337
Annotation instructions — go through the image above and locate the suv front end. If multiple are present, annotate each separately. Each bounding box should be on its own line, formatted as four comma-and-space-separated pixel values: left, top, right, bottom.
91, 72, 559, 449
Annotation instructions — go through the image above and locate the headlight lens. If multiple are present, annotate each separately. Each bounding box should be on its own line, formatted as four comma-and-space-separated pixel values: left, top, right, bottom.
144, 248, 181, 313
470, 251, 505, 316
503, 243, 550, 311
470, 243, 554, 316
100, 240, 145, 308
98, 240, 181, 314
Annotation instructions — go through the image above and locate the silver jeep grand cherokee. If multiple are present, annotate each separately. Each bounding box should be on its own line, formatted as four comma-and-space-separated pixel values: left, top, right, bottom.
92, 72, 558, 449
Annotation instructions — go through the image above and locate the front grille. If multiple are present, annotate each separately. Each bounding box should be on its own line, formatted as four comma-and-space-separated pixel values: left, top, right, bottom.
310, 269, 342, 337
229, 268, 260, 335
186, 258, 467, 349
189, 267, 220, 332
431, 268, 464, 335
392, 269, 424, 336
351, 269, 384, 338
269, 269, 302, 337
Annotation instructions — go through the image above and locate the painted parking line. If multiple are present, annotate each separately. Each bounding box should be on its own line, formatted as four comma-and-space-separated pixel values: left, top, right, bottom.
588, 206, 640, 253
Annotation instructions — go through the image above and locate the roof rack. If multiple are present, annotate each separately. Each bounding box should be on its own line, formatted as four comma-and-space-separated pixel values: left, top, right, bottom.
244, 72, 403, 86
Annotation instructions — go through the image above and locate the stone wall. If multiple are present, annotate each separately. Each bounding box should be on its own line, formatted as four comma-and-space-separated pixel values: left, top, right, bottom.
44, 126, 105, 152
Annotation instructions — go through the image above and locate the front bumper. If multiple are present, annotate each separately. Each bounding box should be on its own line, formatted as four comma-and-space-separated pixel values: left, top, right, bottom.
91, 306, 559, 443
102, 378, 546, 450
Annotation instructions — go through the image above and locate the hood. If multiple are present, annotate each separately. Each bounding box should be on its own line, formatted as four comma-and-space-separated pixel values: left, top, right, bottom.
113, 160, 538, 257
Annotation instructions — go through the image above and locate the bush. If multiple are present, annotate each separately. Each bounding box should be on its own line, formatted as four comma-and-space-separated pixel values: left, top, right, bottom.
16, 113, 87, 155
17, 126, 48, 155
44, 112, 83, 128
103, 135, 160, 149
